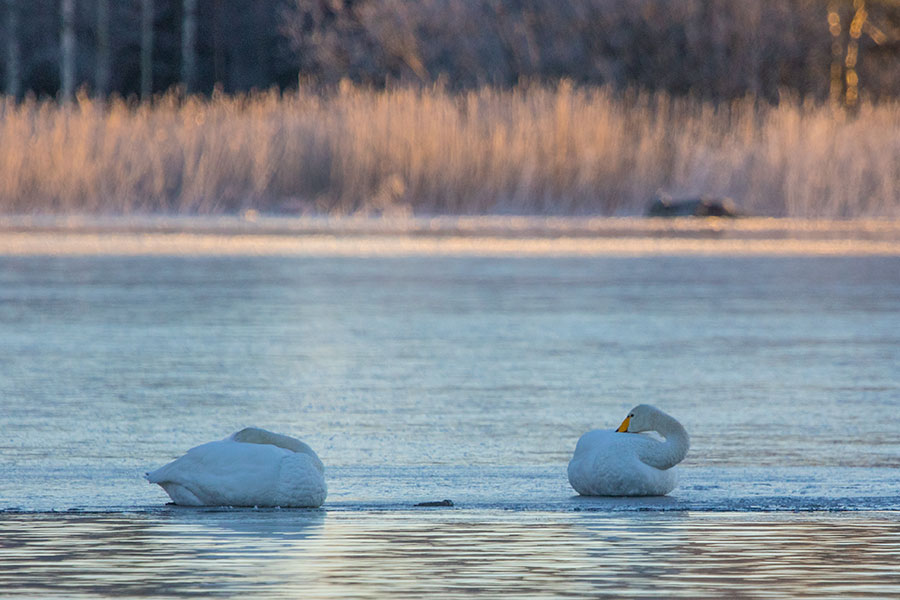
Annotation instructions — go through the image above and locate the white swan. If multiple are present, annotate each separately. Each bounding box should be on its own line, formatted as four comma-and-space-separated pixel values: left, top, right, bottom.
567, 404, 689, 496
146, 427, 327, 507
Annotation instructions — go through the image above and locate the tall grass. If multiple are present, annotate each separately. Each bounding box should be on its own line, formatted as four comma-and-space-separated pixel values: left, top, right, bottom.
0, 85, 898, 217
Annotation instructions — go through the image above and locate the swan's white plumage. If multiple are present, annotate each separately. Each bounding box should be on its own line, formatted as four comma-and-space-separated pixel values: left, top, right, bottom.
146, 427, 326, 507
567, 405, 689, 497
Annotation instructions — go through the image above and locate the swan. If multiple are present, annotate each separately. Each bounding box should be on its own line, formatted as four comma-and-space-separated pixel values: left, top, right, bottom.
567, 404, 689, 496
146, 427, 327, 507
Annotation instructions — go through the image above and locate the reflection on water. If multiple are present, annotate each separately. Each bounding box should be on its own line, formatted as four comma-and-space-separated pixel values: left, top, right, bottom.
0, 510, 325, 598
2, 511, 899, 598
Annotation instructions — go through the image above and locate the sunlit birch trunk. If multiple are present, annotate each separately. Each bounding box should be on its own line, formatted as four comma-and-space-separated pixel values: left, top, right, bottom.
60, 0, 75, 102
141, 0, 154, 100
182, 0, 198, 93
95, 0, 110, 96
4, 0, 20, 99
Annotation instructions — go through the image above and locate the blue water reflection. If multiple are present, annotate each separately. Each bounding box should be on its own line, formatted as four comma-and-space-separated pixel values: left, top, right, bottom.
2, 511, 899, 598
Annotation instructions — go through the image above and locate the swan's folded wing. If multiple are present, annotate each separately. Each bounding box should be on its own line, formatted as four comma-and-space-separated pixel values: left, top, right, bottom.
147, 441, 285, 505
568, 430, 677, 496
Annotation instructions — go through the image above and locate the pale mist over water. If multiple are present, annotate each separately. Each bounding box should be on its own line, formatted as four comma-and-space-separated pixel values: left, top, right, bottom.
1, 253, 899, 597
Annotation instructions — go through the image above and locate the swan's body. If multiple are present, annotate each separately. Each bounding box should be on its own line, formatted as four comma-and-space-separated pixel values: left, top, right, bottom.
146, 427, 326, 507
568, 405, 689, 497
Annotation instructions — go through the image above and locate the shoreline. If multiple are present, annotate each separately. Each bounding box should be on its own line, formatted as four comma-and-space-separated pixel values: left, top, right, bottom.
0, 216, 898, 257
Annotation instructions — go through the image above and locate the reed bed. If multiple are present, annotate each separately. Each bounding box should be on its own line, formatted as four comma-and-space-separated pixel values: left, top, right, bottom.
0, 85, 897, 217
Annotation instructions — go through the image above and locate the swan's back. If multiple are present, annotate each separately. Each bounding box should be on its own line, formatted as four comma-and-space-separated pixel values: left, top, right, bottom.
229, 427, 324, 472
147, 429, 326, 507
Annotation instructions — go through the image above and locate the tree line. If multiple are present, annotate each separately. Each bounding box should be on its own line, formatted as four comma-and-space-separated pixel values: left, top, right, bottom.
4, 0, 900, 104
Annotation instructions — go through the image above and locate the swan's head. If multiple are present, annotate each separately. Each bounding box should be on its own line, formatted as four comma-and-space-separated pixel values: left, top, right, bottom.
616, 404, 661, 433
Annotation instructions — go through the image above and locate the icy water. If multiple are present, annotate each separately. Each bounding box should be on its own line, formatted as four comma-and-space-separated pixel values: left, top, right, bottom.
1, 249, 899, 597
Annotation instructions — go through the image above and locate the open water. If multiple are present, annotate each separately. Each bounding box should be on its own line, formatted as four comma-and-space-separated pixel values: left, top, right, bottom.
1, 248, 898, 597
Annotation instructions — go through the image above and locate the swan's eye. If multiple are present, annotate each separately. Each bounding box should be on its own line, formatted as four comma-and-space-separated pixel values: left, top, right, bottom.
629, 414, 634, 418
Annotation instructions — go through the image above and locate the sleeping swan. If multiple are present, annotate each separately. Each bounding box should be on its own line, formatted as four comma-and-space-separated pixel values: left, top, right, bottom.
146, 427, 327, 507
568, 404, 689, 496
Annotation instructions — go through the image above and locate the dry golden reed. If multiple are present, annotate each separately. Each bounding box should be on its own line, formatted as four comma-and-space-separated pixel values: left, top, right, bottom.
0, 84, 897, 217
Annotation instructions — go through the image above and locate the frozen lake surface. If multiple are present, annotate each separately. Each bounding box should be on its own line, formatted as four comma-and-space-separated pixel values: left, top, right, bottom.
1, 234, 899, 597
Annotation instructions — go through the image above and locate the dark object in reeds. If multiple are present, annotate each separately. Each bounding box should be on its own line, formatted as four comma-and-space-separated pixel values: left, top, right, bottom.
414, 499, 454, 507
646, 194, 742, 218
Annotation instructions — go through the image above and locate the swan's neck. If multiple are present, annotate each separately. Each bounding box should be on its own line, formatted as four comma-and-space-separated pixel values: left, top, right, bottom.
639, 414, 690, 470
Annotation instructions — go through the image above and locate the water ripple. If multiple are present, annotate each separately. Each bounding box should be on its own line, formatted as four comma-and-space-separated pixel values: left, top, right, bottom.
2, 511, 899, 599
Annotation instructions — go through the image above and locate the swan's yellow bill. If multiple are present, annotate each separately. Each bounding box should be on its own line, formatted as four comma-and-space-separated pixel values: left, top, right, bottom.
616, 416, 631, 432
